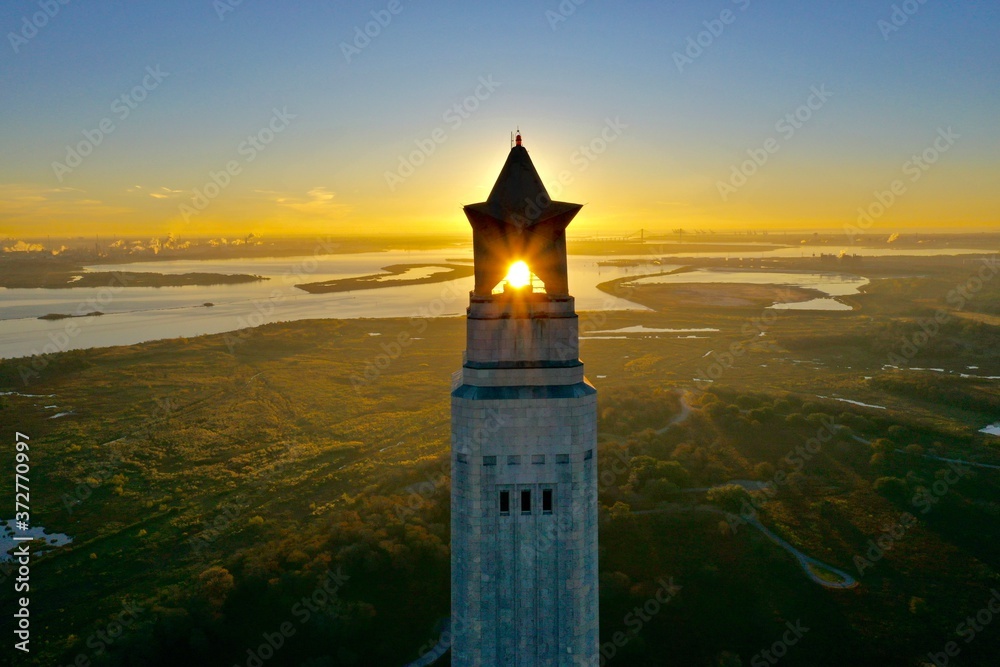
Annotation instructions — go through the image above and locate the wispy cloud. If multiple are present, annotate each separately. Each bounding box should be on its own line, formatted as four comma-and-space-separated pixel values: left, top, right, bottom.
256, 187, 350, 218
0, 184, 131, 226
127, 184, 185, 199
148, 186, 184, 200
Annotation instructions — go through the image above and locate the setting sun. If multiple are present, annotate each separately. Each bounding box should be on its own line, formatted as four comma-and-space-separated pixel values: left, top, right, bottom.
505, 260, 531, 289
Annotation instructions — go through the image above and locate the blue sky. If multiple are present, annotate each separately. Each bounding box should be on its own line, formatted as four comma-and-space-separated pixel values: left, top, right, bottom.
1, 0, 997, 237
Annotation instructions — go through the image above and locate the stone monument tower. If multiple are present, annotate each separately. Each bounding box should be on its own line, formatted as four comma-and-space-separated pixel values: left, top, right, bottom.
450, 133, 599, 666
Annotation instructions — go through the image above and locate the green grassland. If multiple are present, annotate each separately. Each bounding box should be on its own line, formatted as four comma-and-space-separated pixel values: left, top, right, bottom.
1, 254, 999, 666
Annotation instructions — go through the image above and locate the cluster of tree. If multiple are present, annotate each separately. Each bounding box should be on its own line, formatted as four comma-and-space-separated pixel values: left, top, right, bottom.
871, 373, 1000, 415
597, 386, 682, 436
43, 378, 1000, 667
63, 487, 451, 667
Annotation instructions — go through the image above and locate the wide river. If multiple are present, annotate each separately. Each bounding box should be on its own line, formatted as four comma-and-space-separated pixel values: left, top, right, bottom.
0, 245, 991, 359
1, 250, 662, 359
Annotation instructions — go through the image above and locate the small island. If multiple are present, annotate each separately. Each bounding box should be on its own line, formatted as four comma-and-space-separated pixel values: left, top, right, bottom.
38, 311, 104, 320
598, 271, 829, 310
66, 271, 269, 288
296, 263, 474, 294
0, 264, 268, 289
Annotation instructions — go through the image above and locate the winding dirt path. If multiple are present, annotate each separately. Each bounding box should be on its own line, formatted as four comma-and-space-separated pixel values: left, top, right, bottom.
635, 504, 858, 589
657, 389, 693, 434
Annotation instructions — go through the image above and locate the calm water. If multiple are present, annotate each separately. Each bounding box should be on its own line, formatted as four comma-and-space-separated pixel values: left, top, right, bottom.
0, 245, 987, 359
1, 519, 72, 561
0, 250, 662, 359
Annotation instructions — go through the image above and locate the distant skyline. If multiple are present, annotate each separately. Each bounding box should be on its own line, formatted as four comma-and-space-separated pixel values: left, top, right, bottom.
1, 1, 997, 239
